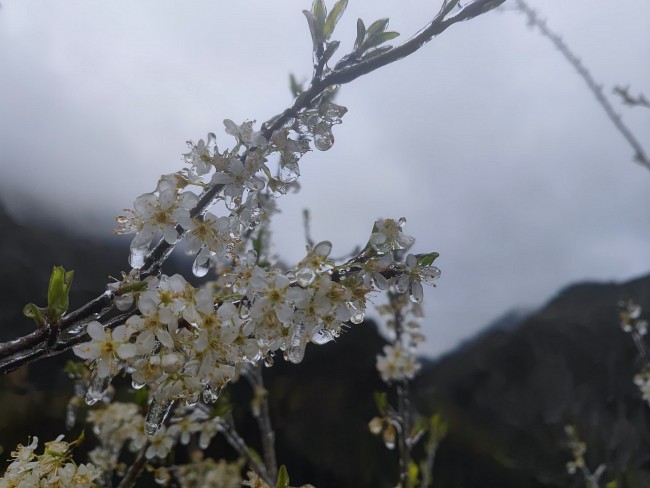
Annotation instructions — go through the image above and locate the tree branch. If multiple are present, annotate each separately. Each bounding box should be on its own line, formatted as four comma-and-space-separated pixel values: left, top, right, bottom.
513, 0, 650, 170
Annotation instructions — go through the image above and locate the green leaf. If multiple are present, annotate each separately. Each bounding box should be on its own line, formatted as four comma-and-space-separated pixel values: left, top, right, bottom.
605, 482, 617, 488
114, 281, 147, 296
354, 18, 366, 51
366, 18, 389, 38
416, 252, 440, 268
323, 0, 348, 39
275, 465, 290, 488
47, 265, 74, 322
252, 229, 265, 258
408, 461, 419, 484
23, 303, 45, 327
373, 391, 389, 415
311, 0, 327, 26
289, 74, 303, 97
322, 40, 340, 64
133, 386, 150, 409
378, 31, 399, 43
302, 10, 318, 49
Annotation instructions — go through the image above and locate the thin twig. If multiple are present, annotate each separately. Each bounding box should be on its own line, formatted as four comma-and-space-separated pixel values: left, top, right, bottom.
116, 443, 149, 488
219, 415, 274, 486
243, 364, 278, 481
513, 0, 650, 170
393, 301, 412, 488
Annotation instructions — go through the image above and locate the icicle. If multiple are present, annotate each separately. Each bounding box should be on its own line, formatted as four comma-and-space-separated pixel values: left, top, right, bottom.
85, 371, 112, 406
285, 323, 307, 364
145, 393, 173, 436
129, 244, 148, 269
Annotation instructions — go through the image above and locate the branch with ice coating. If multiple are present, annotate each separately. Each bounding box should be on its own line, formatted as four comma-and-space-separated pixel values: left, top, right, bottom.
0, 0, 500, 376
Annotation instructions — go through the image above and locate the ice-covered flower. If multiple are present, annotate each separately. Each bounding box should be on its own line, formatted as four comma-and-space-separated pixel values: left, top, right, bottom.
369, 218, 415, 254
394, 253, 442, 303
223, 119, 267, 148
184, 133, 217, 176
73, 322, 136, 378
376, 344, 421, 383
145, 426, 175, 460
116, 182, 199, 254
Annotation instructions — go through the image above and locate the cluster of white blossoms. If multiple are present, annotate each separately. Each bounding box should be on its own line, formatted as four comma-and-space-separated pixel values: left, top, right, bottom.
79, 105, 439, 436
0, 435, 101, 488
375, 291, 429, 383
618, 300, 650, 406
76, 213, 440, 435
115, 103, 345, 274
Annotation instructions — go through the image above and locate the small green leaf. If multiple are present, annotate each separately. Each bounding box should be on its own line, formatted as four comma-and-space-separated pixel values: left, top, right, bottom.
416, 252, 440, 268
114, 281, 147, 296
275, 465, 290, 488
366, 18, 389, 38
252, 229, 265, 258
378, 31, 399, 43
373, 391, 389, 415
47, 266, 74, 322
408, 461, 419, 484
322, 40, 340, 63
133, 387, 150, 410
289, 74, 304, 97
302, 10, 318, 49
23, 303, 45, 327
64, 360, 86, 378
311, 0, 327, 26
354, 18, 366, 51
323, 0, 348, 39
605, 481, 618, 488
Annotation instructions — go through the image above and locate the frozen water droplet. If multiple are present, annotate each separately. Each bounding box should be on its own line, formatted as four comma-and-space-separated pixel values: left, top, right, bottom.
129, 245, 148, 269
185, 394, 199, 407
311, 327, 335, 345
131, 380, 146, 390
350, 307, 365, 325
202, 383, 222, 404
279, 163, 300, 183
313, 128, 334, 151
192, 254, 210, 278
296, 267, 316, 287
239, 304, 251, 320
263, 355, 274, 367
319, 102, 347, 120
85, 372, 112, 406
145, 396, 173, 436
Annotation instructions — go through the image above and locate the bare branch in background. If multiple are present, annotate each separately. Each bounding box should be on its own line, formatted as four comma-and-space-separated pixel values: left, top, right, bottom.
513, 0, 650, 171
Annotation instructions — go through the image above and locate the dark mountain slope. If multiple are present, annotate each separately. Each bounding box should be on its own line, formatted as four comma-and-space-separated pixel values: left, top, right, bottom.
417, 275, 650, 487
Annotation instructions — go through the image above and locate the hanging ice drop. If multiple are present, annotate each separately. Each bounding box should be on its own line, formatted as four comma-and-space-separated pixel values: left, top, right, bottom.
145, 395, 173, 436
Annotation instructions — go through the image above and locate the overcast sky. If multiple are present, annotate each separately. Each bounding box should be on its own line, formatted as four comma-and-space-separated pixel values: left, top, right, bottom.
1, 1, 649, 357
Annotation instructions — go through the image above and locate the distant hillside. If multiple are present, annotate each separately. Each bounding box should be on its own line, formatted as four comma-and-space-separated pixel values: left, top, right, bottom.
417, 274, 650, 487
